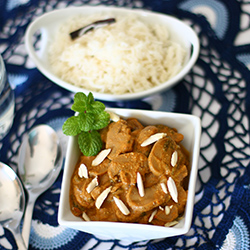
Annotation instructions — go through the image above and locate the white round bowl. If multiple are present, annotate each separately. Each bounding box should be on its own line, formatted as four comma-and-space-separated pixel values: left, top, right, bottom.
58, 108, 201, 241
25, 6, 200, 101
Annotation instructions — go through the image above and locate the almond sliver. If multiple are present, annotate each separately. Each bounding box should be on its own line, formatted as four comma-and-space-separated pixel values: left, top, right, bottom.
171, 150, 178, 167
165, 220, 178, 227
167, 177, 178, 203
95, 186, 112, 209
137, 172, 145, 197
141, 133, 167, 147
165, 205, 171, 215
92, 148, 111, 166
148, 209, 157, 223
86, 176, 98, 193
159, 206, 164, 211
78, 163, 88, 178
160, 183, 168, 194
113, 197, 130, 215
82, 212, 91, 221
107, 111, 120, 122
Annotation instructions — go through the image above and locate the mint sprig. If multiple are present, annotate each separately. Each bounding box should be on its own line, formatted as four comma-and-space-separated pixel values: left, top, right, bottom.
62, 92, 110, 156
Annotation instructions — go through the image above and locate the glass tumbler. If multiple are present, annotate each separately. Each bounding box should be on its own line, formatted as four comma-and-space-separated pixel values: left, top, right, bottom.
0, 54, 15, 139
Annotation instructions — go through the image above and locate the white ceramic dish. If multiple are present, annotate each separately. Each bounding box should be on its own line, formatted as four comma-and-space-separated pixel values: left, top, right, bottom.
58, 108, 201, 241
25, 6, 199, 101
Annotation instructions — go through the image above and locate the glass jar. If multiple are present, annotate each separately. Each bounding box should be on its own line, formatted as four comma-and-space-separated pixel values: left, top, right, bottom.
0, 54, 15, 139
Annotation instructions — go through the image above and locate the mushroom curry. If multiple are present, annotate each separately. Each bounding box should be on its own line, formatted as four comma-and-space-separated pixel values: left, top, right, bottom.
69, 113, 190, 226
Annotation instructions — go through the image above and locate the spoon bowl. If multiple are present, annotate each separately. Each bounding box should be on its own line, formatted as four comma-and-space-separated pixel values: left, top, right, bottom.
0, 162, 27, 250
18, 124, 63, 248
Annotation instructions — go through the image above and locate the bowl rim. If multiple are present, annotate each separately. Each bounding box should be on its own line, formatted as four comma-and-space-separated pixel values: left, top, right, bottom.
58, 108, 201, 241
25, 6, 200, 101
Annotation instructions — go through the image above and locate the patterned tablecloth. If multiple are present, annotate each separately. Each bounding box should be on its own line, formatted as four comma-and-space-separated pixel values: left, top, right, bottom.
1, 0, 250, 249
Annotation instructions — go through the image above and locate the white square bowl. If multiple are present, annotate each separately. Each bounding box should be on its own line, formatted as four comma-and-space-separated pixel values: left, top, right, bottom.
58, 108, 201, 241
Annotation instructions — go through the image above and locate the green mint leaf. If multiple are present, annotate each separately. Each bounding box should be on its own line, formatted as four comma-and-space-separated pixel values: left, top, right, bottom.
78, 112, 95, 132
87, 92, 95, 104
62, 116, 81, 136
74, 92, 87, 103
72, 102, 85, 113
92, 111, 110, 130
78, 130, 103, 156
85, 92, 101, 113
62, 92, 111, 156
88, 101, 106, 114
71, 92, 87, 112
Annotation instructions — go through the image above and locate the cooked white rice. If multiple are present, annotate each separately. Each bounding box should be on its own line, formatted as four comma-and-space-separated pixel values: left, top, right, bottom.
48, 13, 186, 95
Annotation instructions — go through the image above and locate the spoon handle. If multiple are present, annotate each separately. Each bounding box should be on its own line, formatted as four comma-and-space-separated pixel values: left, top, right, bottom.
9, 226, 27, 250
15, 231, 28, 250
22, 199, 35, 248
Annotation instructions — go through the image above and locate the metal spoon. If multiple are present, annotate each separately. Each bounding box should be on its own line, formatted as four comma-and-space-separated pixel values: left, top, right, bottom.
18, 124, 63, 248
0, 162, 27, 250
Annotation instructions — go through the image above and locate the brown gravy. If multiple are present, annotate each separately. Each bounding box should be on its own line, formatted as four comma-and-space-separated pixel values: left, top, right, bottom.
69, 117, 189, 226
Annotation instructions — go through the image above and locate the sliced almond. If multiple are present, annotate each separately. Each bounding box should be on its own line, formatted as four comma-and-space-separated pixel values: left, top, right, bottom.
165, 220, 179, 227
113, 197, 130, 215
78, 163, 88, 178
86, 176, 98, 193
159, 206, 164, 211
160, 182, 168, 194
137, 172, 144, 197
141, 133, 167, 147
95, 186, 112, 209
171, 150, 178, 167
165, 206, 171, 215
148, 209, 157, 223
107, 111, 120, 122
177, 216, 184, 221
167, 177, 178, 203
82, 212, 90, 221
92, 148, 111, 166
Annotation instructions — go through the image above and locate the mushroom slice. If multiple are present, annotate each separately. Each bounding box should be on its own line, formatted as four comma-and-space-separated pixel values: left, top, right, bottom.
167, 177, 178, 203
106, 119, 134, 160
108, 152, 148, 185
148, 136, 177, 176
113, 197, 130, 215
141, 133, 167, 147
126, 182, 169, 212
92, 148, 111, 166
95, 186, 112, 209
